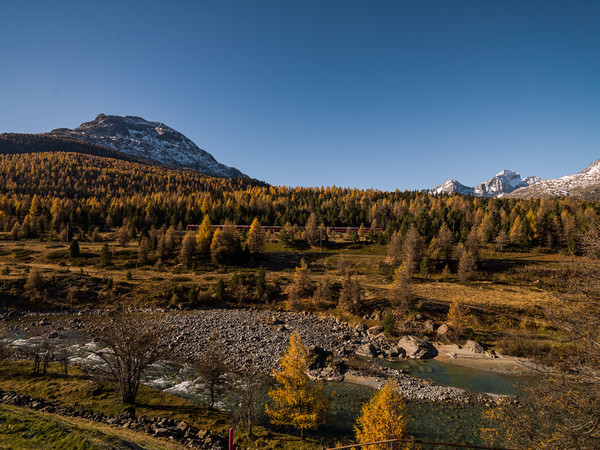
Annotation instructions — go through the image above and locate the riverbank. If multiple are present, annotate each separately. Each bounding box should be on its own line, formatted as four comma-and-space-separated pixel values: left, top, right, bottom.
3, 308, 537, 402
435, 343, 546, 376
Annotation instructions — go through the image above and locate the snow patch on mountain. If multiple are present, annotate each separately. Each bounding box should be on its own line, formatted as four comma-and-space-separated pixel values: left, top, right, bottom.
431, 169, 544, 197
508, 160, 600, 198
50, 114, 246, 178
431, 179, 474, 196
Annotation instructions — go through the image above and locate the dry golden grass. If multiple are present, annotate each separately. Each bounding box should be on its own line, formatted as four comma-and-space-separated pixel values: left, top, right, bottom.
413, 281, 558, 313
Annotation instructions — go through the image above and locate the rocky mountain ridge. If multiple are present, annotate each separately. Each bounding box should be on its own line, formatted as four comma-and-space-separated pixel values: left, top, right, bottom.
432, 169, 543, 197
50, 114, 246, 178
508, 160, 600, 199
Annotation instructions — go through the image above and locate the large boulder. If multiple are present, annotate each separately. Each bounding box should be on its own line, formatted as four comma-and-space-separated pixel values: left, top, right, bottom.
355, 343, 378, 358
464, 340, 485, 354
398, 335, 437, 359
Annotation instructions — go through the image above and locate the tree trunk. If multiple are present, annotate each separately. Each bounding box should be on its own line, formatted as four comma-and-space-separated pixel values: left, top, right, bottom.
300, 428, 305, 440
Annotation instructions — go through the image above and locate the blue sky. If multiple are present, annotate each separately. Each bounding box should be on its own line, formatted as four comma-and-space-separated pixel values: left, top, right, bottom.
1, 1, 598, 190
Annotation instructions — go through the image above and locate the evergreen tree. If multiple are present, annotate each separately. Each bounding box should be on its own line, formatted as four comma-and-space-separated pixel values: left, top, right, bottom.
100, 243, 112, 266
69, 239, 80, 258
214, 278, 225, 301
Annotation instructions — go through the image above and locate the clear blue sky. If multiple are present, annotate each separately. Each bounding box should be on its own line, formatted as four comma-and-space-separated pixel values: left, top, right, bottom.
1, 1, 598, 190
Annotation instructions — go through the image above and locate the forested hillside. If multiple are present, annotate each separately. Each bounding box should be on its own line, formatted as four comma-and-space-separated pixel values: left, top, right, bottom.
0, 152, 597, 254
0, 133, 142, 163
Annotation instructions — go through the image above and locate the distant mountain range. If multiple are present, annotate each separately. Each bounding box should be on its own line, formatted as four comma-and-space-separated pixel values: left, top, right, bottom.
1, 114, 247, 179
431, 160, 600, 199
507, 160, 600, 199
431, 169, 543, 197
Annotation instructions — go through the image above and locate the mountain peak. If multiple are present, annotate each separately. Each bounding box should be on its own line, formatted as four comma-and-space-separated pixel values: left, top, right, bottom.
495, 169, 520, 178
51, 114, 247, 178
432, 169, 543, 197
508, 160, 600, 199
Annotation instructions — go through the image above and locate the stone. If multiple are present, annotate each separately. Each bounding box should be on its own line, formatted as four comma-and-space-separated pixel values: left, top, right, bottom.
355, 343, 378, 358
484, 350, 498, 359
436, 323, 450, 336
398, 335, 437, 359
465, 340, 485, 354
153, 427, 171, 437
424, 320, 435, 333
367, 325, 384, 337
354, 322, 367, 334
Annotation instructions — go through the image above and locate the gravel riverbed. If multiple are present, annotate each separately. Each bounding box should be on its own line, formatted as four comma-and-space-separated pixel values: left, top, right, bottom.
4, 308, 498, 403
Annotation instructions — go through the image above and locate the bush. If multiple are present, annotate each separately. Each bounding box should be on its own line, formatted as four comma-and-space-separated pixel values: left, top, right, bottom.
69, 239, 80, 258
383, 311, 396, 336
496, 334, 553, 359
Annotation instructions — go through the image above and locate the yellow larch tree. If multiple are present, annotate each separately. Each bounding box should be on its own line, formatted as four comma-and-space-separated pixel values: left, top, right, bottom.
247, 217, 266, 254
195, 214, 214, 255
265, 332, 332, 440
354, 379, 411, 449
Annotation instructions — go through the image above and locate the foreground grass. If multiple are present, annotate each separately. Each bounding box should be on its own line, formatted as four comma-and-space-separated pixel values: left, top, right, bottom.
0, 361, 227, 431
0, 404, 183, 450
0, 361, 324, 449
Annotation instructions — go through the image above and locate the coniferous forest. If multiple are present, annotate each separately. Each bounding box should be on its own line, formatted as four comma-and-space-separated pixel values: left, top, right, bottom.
0, 151, 595, 254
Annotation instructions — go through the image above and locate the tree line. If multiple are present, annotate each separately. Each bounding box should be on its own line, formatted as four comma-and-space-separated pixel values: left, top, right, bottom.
0, 151, 598, 254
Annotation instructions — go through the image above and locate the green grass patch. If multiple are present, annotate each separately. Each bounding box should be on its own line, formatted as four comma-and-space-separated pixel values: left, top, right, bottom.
0, 361, 226, 431
0, 404, 182, 449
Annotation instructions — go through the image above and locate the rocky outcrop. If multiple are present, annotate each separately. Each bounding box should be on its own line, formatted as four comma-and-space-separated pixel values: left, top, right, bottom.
397, 335, 438, 359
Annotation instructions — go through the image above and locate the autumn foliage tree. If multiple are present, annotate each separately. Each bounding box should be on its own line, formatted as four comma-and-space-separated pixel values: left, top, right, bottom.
247, 218, 266, 254
355, 379, 411, 449
180, 231, 196, 267
266, 333, 332, 440
195, 215, 214, 256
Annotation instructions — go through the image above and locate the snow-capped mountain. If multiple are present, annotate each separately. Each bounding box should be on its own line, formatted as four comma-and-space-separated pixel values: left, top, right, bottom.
431, 170, 543, 197
507, 160, 600, 199
430, 179, 474, 196
50, 114, 247, 178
